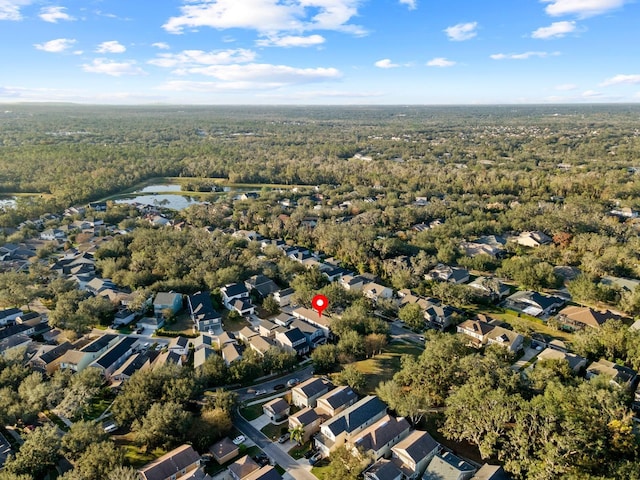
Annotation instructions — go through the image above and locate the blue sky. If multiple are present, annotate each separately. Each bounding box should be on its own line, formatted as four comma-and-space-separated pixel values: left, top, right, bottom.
0, 0, 638, 104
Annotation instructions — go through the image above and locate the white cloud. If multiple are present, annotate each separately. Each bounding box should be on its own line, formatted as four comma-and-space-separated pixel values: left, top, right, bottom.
374, 59, 400, 69
490, 51, 559, 60
39, 6, 74, 23
256, 34, 325, 47
582, 89, 603, 97
427, 57, 456, 67
399, 0, 417, 10
158, 80, 285, 92
532, 21, 576, 39
96, 41, 126, 54
444, 22, 478, 41
555, 83, 577, 90
1, 0, 32, 20
82, 58, 146, 76
258, 89, 385, 100
163, 0, 365, 36
172, 63, 341, 83
600, 74, 640, 86
34, 38, 76, 53
542, 0, 628, 18
152, 42, 170, 50
149, 49, 256, 68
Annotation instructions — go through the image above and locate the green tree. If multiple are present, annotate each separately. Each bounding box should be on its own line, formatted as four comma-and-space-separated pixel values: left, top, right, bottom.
289, 424, 305, 445
398, 303, 424, 330
132, 401, 192, 449
107, 466, 140, 480
335, 365, 366, 393
311, 344, 339, 373
3, 424, 60, 478
61, 420, 108, 460
188, 407, 233, 451
69, 441, 124, 480
377, 380, 431, 425
262, 295, 280, 315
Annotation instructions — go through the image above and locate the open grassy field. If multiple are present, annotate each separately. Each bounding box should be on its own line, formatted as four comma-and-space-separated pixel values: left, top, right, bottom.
351, 342, 423, 394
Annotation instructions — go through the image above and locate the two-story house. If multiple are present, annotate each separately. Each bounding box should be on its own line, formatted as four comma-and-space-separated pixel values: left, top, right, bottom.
221, 283, 250, 310
187, 291, 222, 332
390, 430, 440, 479
138, 444, 203, 480
288, 407, 321, 443
316, 386, 358, 417
274, 327, 309, 356
153, 291, 183, 317
349, 415, 411, 461
291, 377, 330, 408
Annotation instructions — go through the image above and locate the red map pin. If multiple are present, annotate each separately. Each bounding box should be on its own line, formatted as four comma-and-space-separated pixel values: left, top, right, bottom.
312, 294, 329, 318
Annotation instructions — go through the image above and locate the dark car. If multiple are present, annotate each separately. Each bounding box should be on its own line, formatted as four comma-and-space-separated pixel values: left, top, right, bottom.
309, 452, 323, 465
304, 449, 316, 459
273, 384, 285, 390
253, 453, 270, 467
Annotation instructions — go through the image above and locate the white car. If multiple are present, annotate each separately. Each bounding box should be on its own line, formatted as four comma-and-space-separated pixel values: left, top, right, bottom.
232, 435, 246, 445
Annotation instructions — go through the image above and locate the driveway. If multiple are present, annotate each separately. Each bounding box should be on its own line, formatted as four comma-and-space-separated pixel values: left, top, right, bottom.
233, 412, 317, 480
511, 346, 540, 371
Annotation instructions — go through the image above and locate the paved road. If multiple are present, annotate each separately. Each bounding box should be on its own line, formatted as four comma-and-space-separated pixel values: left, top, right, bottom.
233, 412, 318, 480
389, 321, 425, 345
235, 365, 315, 402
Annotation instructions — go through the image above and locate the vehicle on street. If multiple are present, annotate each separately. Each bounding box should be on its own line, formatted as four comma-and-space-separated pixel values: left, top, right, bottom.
273, 384, 285, 390
254, 453, 270, 466
255, 389, 267, 396
277, 433, 289, 443
309, 452, 323, 465
232, 435, 245, 445
286, 378, 299, 387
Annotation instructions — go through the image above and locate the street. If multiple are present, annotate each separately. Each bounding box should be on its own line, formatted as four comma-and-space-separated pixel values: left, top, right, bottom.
389, 320, 425, 345
233, 412, 318, 480
234, 365, 315, 402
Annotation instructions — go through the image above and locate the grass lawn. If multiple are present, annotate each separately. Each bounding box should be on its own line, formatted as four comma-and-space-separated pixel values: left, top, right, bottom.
261, 422, 287, 441
163, 311, 195, 335
78, 389, 115, 421
43, 411, 69, 432
351, 342, 423, 394
311, 460, 332, 479
239, 403, 264, 421
222, 312, 251, 332
289, 442, 312, 459
114, 433, 167, 469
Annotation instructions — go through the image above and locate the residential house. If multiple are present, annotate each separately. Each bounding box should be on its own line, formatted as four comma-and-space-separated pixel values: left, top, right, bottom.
111, 350, 158, 385
138, 444, 202, 480
274, 313, 294, 327
315, 395, 387, 457
364, 460, 403, 480
363, 283, 394, 302
292, 377, 330, 408
586, 359, 638, 388
273, 287, 294, 307
228, 455, 259, 480
556, 306, 622, 330
292, 307, 332, 338
221, 283, 250, 309
248, 335, 274, 357
0, 430, 13, 468
456, 318, 523, 352
275, 327, 309, 355
90, 336, 137, 378
390, 430, 440, 480
600, 275, 640, 293
288, 407, 321, 443
424, 304, 457, 330
504, 291, 566, 317
209, 437, 239, 465
263, 398, 290, 422
192, 334, 214, 351
231, 298, 255, 316
316, 386, 358, 417
320, 264, 352, 282
471, 464, 512, 480
243, 466, 282, 480
40, 228, 66, 241
423, 452, 476, 480
238, 326, 259, 343
187, 291, 222, 332
0, 324, 35, 343
137, 316, 165, 332
467, 277, 510, 301
193, 346, 216, 370
349, 415, 411, 461
426, 264, 470, 284
258, 320, 281, 338
535, 348, 587, 373
290, 319, 326, 346
28, 341, 74, 374
168, 336, 190, 356
222, 343, 243, 366
0, 308, 23, 326
153, 291, 183, 317
58, 334, 120, 372
340, 275, 366, 292
214, 331, 237, 349
245, 275, 280, 298
514, 231, 552, 248
0, 334, 32, 356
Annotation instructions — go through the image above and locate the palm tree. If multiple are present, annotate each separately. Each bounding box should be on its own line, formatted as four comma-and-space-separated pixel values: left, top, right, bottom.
289, 424, 305, 445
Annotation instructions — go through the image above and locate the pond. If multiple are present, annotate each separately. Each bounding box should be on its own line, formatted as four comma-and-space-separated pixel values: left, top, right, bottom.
139, 184, 182, 193
0, 197, 17, 209
115, 194, 206, 211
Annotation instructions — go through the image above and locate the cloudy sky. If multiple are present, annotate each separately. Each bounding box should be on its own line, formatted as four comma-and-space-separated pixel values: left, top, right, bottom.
0, 0, 638, 104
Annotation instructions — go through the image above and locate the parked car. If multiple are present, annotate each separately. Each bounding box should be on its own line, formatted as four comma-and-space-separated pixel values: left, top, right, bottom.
286, 378, 299, 387
309, 452, 323, 465
304, 449, 316, 459
273, 384, 285, 390
232, 435, 246, 445
277, 433, 289, 444
254, 453, 270, 467
255, 389, 267, 396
